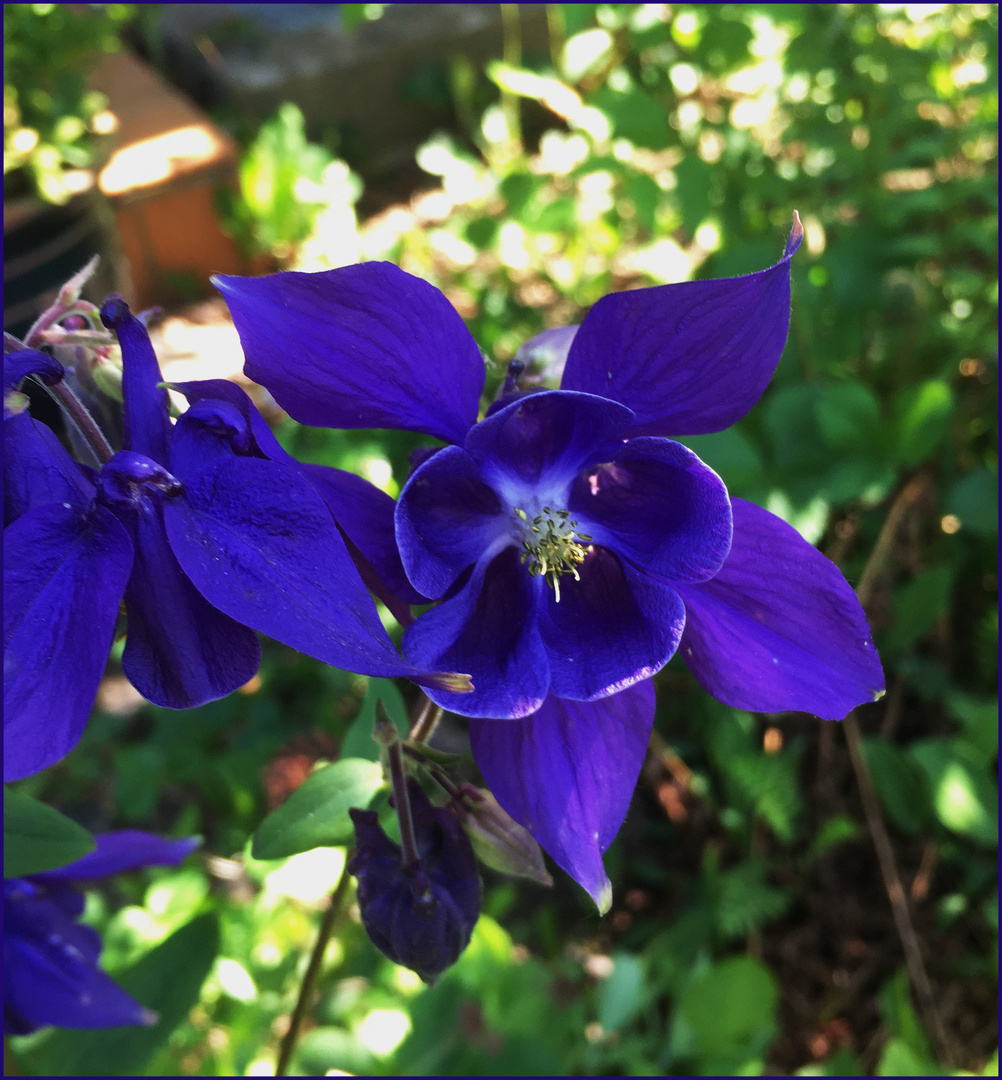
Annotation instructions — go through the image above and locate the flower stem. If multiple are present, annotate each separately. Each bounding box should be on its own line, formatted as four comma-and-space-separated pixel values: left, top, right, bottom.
274, 855, 352, 1077
44, 378, 115, 465
408, 693, 443, 744
386, 738, 422, 873
402, 743, 463, 801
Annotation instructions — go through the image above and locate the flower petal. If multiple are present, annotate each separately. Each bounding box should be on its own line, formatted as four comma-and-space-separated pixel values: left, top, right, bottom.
120, 499, 261, 708
172, 379, 424, 613
164, 455, 441, 683
569, 437, 732, 584
560, 217, 804, 436
4, 349, 63, 412
100, 298, 172, 464
538, 546, 685, 700
464, 390, 634, 503
4, 414, 95, 526
5, 882, 155, 1031
396, 444, 507, 599
215, 263, 485, 444
4, 503, 133, 781
33, 832, 201, 882
299, 461, 428, 607
469, 680, 656, 910
674, 497, 885, 719
402, 547, 548, 718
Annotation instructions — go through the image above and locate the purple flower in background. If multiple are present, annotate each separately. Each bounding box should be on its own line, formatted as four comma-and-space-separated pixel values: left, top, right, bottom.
3, 302, 463, 782
217, 214, 885, 906
5, 831, 199, 1035
349, 779, 481, 982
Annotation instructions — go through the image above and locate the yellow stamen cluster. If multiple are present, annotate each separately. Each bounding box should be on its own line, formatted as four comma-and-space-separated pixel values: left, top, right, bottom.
514, 506, 592, 602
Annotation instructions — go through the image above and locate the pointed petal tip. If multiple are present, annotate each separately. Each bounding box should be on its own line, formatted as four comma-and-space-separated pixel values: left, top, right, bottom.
424, 671, 475, 694
785, 210, 805, 259
594, 878, 613, 916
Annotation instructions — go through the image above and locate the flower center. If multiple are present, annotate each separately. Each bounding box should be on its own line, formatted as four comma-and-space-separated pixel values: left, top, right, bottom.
513, 506, 592, 602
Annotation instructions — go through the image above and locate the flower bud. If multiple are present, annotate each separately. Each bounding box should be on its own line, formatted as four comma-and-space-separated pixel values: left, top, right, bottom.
348, 778, 480, 982
456, 785, 553, 886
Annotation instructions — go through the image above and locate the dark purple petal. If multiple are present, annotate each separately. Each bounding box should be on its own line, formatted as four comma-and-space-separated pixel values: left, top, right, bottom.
674, 498, 885, 719
170, 398, 260, 476
163, 456, 436, 682
4, 414, 96, 526
100, 297, 172, 465
119, 498, 261, 708
514, 325, 580, 387
171, 378, 289, 461
469, 680, 656, 910
396, 445, 507, 599
174, 378, 429, 614
299, 462, 428, 607
537, 547, 685, 700
33, 832, 201, 882
4, 350, 63, 412
560, 216, 804, 436
402, 547, 549, 718
465, 390, 634, 497
569, 437, 732, 584
4, 503, 133, 781
215, 263, 485, 444
349, 780, 480, 982
5, 880, 155, 1031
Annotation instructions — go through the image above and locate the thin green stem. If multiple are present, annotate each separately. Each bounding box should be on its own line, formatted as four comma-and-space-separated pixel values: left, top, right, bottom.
43, 378, 115, 465
274, 856, 353, 1077
387, 739, 422, 872
408, 693, 443, 744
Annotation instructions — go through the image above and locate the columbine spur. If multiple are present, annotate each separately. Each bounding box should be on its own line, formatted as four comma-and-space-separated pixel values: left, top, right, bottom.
216, 214, 885, 907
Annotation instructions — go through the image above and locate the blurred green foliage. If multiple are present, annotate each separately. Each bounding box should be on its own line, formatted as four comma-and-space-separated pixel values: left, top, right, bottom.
3, 2, 135, 203
8, 3, 997, 1076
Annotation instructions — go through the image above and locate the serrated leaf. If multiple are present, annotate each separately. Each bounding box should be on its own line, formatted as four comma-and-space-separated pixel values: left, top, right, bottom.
251, 758, 384, 859
4, 789, 95, 878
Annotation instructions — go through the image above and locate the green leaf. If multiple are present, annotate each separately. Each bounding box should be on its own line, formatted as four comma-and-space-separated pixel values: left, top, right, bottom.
860, 739, 932, 836
598, 953, 646, 1031
945, 692, 998, 758
341, 678, 409, 762
251, 758, 384, 859
20, 914, 220, 1077
3, 789, 95, 878
713, 861, 791, 940
884, 565, 955, 654
892, 380, 955, 467
909, 738, 998, 847
945, 468, 999, 537
677, 956, 779, 1066
815, 380, 882, 451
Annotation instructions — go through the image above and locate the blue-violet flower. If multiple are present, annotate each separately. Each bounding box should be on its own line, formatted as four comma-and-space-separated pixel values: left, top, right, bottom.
216, 215, 885, 907
349, 778, 481, 982
3, 302, 462, 781
5, 831, 199, 1034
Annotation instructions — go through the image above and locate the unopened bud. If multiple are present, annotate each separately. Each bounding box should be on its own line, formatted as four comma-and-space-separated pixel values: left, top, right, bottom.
349, 778, 480, 983
457, 786, 553, 886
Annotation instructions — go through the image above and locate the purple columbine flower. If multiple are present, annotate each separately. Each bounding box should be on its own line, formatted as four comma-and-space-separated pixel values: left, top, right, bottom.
5, 831, 199, 1034
349, 779, 481, 982
3, 302, 463, 782
215, 214, 886, 907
